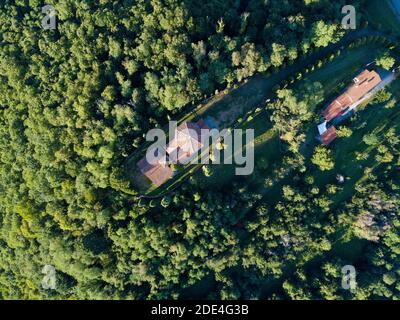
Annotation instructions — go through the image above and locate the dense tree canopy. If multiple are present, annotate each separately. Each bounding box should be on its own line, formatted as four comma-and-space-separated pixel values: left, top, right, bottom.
2, 0, 400, 301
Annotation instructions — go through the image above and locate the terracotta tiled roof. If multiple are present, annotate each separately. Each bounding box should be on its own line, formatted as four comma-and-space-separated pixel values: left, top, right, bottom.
320, 126, 337, 145
136, 119, 211, 186
166, 119, 211, 164
323, 70, 382, 121
136, 154, 173, 187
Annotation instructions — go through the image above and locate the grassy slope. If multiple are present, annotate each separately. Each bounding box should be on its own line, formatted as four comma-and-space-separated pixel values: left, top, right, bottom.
198, 44, 381, 190
364, 0, 400, 36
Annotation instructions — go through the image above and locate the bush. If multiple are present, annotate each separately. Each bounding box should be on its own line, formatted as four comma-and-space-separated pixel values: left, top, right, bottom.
311, 146, 335, 171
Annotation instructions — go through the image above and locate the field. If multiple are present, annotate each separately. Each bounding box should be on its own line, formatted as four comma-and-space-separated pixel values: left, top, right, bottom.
364, 0, 400, 36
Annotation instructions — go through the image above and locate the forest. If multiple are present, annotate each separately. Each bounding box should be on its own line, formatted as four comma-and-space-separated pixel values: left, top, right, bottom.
1, 0, 400, 300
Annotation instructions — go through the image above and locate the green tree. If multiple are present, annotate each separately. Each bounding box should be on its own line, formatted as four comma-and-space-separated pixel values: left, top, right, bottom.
311, 146, 335, 171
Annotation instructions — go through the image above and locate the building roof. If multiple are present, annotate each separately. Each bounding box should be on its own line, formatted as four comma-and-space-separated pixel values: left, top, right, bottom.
136, 149, 173, 187
166, 119, 210, 164
323, 70, 382, 121
136, 119, 211, 186
320, 126, 337, 145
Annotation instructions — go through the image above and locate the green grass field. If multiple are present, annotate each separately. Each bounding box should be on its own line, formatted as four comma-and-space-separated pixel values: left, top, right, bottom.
312, 79, 400, 209
179, 38, 400, 299
196, 44, 382, 191
364, 0, 400, 36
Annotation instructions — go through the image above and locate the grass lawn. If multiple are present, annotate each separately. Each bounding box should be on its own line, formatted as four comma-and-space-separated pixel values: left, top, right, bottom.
364, 0, 400, 36
193, 44, 383, 189
311, 78, 400, 209
194, 112, 280, 190
306, 47, 378, 91
156, 43, 385, 198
